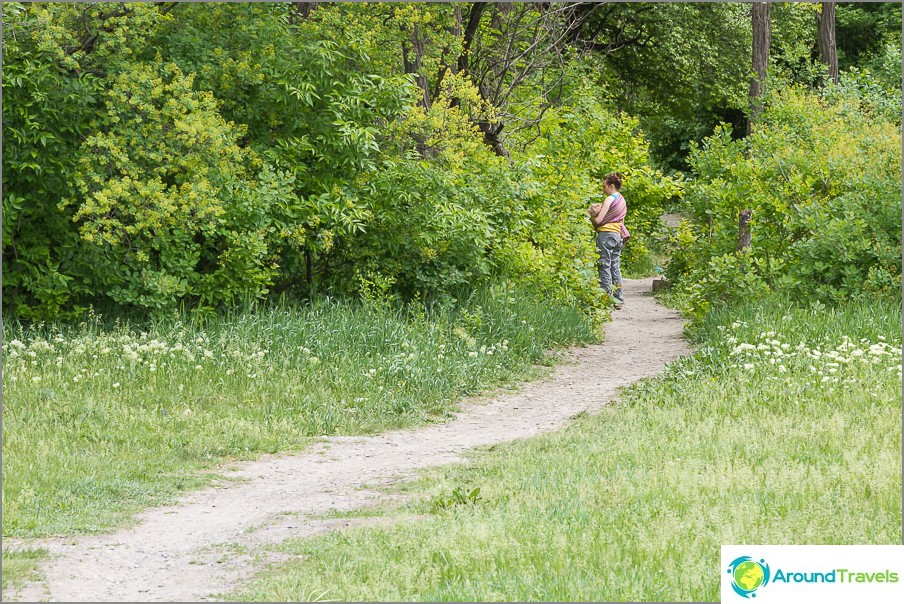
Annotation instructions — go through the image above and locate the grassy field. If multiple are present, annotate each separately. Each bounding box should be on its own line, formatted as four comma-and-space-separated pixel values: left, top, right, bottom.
1, 283, 599, 543
227, 297, 902, 602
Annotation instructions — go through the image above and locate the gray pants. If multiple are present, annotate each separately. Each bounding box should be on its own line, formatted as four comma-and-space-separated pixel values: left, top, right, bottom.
596, 231, 623, 300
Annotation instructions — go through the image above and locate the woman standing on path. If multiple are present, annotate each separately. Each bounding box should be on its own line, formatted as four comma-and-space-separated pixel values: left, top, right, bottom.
587, 172, 628, 308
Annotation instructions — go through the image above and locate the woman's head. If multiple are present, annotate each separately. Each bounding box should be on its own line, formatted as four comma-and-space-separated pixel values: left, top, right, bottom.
603, 172, 624, 190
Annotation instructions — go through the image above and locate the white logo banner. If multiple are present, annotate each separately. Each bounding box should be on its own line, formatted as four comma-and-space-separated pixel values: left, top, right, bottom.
722, 545, 904, 604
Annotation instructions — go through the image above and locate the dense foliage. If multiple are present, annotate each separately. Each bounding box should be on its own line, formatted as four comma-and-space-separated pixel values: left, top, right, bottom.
2, 2, 899, 321
3, 2, 681, 321
667, 79, 902, 316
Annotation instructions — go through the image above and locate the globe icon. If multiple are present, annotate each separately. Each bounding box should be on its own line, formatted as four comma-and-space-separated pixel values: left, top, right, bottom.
734, 560, 765, 591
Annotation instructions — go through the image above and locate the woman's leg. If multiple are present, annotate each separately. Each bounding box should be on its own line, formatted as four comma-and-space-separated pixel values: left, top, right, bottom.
596, 232, 620, 295
611, 237, 624, 302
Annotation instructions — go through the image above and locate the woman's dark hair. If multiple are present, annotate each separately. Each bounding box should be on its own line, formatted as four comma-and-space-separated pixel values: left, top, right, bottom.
604, 172, 624, 190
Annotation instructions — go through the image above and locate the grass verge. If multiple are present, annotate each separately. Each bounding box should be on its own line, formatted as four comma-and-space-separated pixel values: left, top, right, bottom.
1, 282, 598, 542
1, 548, 48, 594
227, 296, 902, 602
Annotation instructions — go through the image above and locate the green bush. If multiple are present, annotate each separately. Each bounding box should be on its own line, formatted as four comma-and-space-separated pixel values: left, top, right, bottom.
2, 3, 680, 320
669, 83, 901, 315
65, 62, 295, 311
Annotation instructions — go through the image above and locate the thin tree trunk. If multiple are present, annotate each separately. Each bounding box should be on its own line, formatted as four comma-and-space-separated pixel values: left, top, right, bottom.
294, 2, 317, 20
402, 23, 431, 111
432, 4, 463, 99
457, 2, 487, 75
738, 210, 753, 252
748, 2, 771, 134
454, 2, 509, 158
817, 2, 839, 85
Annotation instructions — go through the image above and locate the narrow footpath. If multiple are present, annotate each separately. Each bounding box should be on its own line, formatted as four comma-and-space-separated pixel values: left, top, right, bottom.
6, 277, 690, 602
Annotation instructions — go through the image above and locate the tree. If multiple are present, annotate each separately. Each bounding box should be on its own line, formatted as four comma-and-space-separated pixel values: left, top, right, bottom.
568, 2, 754, 168
817, 2, 838, 85
748, 2, 771, 133
834, 2, 901, 72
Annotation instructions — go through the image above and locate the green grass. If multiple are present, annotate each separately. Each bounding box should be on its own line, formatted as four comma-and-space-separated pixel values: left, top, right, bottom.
227, 296, 902, 602
1, 283, 598, 540
1, 548, 48, 593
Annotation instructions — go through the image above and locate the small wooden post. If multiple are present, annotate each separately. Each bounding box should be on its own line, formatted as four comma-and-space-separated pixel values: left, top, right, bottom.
738, 209, 752, 252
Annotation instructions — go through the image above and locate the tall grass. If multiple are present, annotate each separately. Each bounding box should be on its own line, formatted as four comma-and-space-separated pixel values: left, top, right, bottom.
1, 283, 597, 538
228, 296, 902, 602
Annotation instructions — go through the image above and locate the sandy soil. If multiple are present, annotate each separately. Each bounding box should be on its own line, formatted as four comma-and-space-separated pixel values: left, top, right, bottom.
4, 277, 690, 602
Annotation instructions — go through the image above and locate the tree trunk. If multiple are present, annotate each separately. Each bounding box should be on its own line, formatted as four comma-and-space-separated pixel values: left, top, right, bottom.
454, 3, 509, 158
432, 4, 463, 99
748, 2, 771, 134
457, 2, 487, 75
817, 2, 839, 85
294, 2, 317, 20
402, 23, 431, 111
738, 209, 753, 252
478, 121, 510, 159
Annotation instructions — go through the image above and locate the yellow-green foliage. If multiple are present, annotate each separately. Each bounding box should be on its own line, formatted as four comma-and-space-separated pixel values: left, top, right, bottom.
3, 2, 678, 318
670, 83, 902, 315
66, 62, 295, 310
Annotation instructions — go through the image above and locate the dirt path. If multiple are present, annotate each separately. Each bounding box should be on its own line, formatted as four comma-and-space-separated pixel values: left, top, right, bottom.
5, 278, 690, 602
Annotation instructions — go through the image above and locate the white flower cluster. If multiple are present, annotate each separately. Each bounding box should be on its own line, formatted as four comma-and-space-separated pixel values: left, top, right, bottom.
2, 330, 276, 386
724, 328, 901, 386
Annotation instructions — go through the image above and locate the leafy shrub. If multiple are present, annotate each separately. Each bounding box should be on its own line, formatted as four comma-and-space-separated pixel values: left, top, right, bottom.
65, 62, 296, 311
669, 83, 901, 315
2, 3, 680, 321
